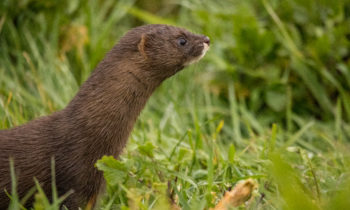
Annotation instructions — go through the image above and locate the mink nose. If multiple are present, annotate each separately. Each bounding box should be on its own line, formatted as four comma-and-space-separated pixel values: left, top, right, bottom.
203, 36, 210, 45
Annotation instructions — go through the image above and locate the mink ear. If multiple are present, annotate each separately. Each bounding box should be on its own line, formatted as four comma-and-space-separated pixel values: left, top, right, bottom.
138, 34, 148, 59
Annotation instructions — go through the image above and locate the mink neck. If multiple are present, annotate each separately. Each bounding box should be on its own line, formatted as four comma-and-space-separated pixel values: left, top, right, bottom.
63, 56, 162, 157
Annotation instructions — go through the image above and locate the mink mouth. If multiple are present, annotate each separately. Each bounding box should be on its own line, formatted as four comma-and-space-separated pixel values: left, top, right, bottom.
184, 43, 209, 66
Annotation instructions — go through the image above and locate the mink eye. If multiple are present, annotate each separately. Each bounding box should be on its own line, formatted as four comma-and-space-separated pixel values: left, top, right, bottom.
178, 38, 187, 46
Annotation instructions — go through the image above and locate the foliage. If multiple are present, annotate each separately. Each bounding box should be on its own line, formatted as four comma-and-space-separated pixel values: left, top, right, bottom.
1, 0, 350, 209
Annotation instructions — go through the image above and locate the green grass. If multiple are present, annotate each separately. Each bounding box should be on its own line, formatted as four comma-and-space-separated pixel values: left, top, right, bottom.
1, 0, 350, 209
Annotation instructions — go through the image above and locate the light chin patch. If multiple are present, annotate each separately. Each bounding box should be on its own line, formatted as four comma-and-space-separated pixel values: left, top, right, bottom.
184, 43, 209, 66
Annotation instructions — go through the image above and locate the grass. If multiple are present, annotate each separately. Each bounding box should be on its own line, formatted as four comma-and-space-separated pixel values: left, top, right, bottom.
1, 0, 350, 209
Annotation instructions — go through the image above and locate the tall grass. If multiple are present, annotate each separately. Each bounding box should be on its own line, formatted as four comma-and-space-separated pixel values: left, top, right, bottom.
1, 0, 350, 209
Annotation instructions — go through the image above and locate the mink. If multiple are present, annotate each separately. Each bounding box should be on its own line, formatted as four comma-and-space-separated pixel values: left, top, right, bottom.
0, 24, 210, 209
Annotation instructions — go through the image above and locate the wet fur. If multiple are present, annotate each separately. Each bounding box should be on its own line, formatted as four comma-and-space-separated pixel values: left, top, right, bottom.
0, 24, 208, 209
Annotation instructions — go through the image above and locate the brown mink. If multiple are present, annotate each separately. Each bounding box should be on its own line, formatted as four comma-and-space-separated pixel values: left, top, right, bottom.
0, 24, 210, 209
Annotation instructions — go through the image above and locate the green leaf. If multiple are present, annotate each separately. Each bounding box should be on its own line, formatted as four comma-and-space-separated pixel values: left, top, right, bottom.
266, 88, 287, 112
138, 141, 155, 158
96, 156, 128, 186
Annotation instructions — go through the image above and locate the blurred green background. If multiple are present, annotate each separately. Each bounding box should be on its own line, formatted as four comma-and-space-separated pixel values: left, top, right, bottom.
1, 0, 350, 209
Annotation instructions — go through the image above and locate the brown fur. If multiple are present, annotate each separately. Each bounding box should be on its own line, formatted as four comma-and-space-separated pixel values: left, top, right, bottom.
0, 24, 209, 209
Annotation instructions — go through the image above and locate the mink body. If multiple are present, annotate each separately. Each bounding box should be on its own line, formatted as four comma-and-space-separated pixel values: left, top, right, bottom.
0, 24, 209, 208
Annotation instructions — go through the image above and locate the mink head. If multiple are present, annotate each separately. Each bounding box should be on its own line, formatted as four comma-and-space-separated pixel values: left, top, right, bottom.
115, 24, 210, 79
